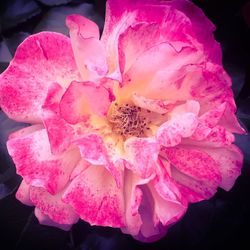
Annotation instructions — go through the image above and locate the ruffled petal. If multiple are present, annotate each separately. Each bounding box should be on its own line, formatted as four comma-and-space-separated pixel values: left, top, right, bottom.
63, 166, 125, 227
161, 146, 222, 201
7, 129, 80, 194
66, 14, 108, 80
60, 81, 111, 124
34, 207, 72, 231
194, 145, 243, 191
124, 137, 160, 179
74, 134, 124, 188
0, 32, 80, 123
30, 186, 79, 225
116, 43, 203, 102
132, 93, 178, 114
42, 82, 76, 154
156, 113, 198, 147
16, 180, 33, 206
170, 0, 222, 64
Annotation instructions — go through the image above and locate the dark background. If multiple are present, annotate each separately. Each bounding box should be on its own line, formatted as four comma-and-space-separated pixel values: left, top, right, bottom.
0, 0, 250, 249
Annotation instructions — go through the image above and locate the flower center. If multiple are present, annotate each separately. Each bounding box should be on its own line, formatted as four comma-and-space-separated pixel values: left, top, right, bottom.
107, 103, 151, 138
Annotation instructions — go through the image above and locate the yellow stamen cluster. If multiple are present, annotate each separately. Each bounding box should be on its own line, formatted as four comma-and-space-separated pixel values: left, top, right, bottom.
108, 103, 151, 138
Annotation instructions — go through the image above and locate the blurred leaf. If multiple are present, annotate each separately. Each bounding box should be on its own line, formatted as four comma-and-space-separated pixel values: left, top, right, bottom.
1, 0, 41, 31
36, 0, 73, 6
34, 3, 104, 35
0, 112, 28, 199
4, 32, 30, 56
0, 62, 9, 73
0, 40, 12, 63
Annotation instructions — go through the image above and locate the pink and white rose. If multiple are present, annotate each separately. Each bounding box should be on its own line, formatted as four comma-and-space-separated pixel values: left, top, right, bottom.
0, 0, 245, 242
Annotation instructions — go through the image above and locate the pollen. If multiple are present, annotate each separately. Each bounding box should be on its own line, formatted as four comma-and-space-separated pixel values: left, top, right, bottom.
107, 103, 151, 138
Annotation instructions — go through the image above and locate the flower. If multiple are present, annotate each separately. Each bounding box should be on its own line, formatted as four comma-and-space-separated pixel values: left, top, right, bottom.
0, 0, 245, 242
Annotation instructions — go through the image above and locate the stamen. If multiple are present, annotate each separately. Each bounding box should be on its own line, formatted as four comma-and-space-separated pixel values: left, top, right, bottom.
108, 103, 151, 138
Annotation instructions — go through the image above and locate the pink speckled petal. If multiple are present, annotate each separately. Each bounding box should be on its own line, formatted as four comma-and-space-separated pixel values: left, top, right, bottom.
195, 145, 243, 191
156, 113, 198, 147
66, 15, 108, 80
132, 93, 178, 114
0, 32, 80, 123
34, 207, 72, 231
63, 166, 125, 228
42, 82, 76, 154
60, 81, 111, 124
117, 43, 203, 102
30, 186, 79, 225
170, 0, 222, 64
103, 0, 198, 77
8, 124, 44, 140
7, 129, 80, 194
160, 146, 222, 201
121, 170, 143, 236
124, 137, 160, 179
16, 180, 33, 206
75, 134, 123, 188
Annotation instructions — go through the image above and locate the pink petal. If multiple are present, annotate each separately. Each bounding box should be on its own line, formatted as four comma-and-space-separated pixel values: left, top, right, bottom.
121, 170, 143, 236
63, 166, 125, 227
42, 82, 75, 154
116, 43, 203, 101
30, 186, 79, 225
0, 32, 80, 123
16, 180, 33, 206
60, 81, 111, 124
124, 137, 160, 179
160, 146, 221, 201
195, 145, 243, 191
156, 113, 198, 147
8, 124, 44, 140
66, 15, 108, 80
7, 129, 80, 194
170, 0, 222, 64
162, 147, 221, 185
75, 134, 124, 188
149, 161, 187, 226
132, 93, 178, 114
34, 207, 72, 231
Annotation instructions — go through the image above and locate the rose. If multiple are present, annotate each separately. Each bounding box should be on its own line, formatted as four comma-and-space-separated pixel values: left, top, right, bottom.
0, 0, 244, 242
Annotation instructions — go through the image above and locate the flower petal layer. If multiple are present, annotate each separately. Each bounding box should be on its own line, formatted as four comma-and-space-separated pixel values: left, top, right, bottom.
63, 166, 125, 227
60, 81, 111, 124
0, 32, 80, 123
30, 186, 78, 225
7, 129, 80, 194
66, 14, 108, 80
124, 137, 160, 179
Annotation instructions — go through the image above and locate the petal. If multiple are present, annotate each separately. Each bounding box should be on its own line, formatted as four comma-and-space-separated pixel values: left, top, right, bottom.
156, 113, 198, 147
121, 170, 143, 236
160, 146, 222, 201
0, 32, 80, 123
60, 81, 111, 124
116, 43, 203, 102
63, 166, 125, 227
194, 145, 243, 191
30, 186, 79, 225
34, 207, 72, 231
66, 14, 108, 80
170, 0, 222, 64
16, 180, 33, 206
42, 82, 75, 154
8, 124, 44, 140
124, 137, 160, 179
162, 147, 221, 185
75, 134, 124, 188
7, 129, 80, 194
132, 93, 178, 114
